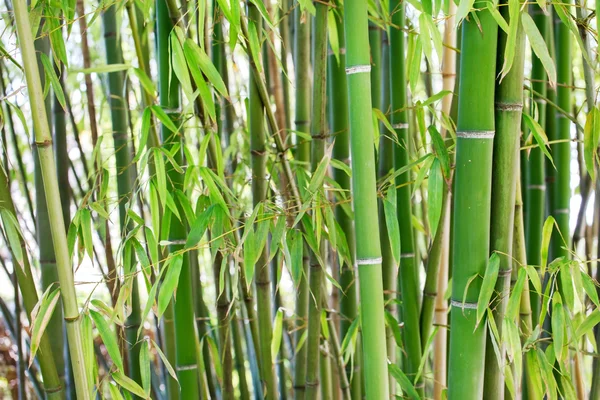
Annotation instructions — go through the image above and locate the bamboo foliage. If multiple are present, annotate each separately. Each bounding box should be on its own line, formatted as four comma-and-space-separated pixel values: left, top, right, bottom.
4, 0, 600, 399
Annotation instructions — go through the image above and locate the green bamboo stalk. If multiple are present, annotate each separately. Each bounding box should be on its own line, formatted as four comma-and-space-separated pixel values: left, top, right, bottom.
447, 1, 498, 397
526, 4, 549, 321
0, 165, 64, 399
12, 0, 91, 395
550, 5, 571, 259
102, 4, 143, 387
156, 0, 200, 397
232, 307, 252, 399
388, 0, 422, 388
294, 6, 311, 396
343, 0, 389, 396
304, 1, 329, 396
328, 5, 361, 398
483, 3, 526, 395
248, 3, 277, 398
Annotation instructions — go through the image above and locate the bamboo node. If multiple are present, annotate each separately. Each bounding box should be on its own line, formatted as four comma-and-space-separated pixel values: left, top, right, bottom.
555, 208, 569, 215
423, 291, 437, 298
327, 47, 346, 56
400, 252, 414, 258
35, 139, 53, 148
497, 268, 513, 277
345, 64, 371, 75
167, 239, 186, 245
356, 257, 382, 265
64, 315, 80, 322
456, 130, 495, 139
44, 385, 63, 394
176, 363, 198, 371
527, 184, 546, 191
251, 149, 267, 156
495, 102, 523, 112
450, 299, 478, 309
392, 123, 409, 129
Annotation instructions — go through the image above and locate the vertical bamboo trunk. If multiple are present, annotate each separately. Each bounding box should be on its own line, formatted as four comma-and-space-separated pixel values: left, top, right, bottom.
32, 23, 69, 392
377, 29, 398, 397
328, 4, 361, 398
102, 4, 143, 388
526, 4, 549, 321
293, 5, 311, 399
343, 0, 389, 396
447, 2, 498, 398
0, 165, 64, 399
551, 4, 571, 259
388, 0, 422, 389
248, 3, 278, 398
13, 0, 91, 396
232, 307, 252, 399
433, 5, 456, 397
483, 2, 526, 395
304, 1, 328, 396
156, 0, 200, 397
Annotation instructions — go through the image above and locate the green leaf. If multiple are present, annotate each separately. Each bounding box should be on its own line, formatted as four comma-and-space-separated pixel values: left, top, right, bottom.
383, 186, 401, 264
185, 206, 213, 249
287, 228, 303, 285
41, 53, 66, 110
80, 209, 94, 260
182, 39, 217, 121
477, 253, 500, 325
29, 286, 61, 365
388, 363, 420, 400
523, 114, 554, 167
583, 107, 600, 182
90, 309, 124, 372
157, 255, 184, 318
108, 381, 125, 400
152, 339, 178, 382
327, 10, 340, 63
139, 341, 151, 396
499, 0, 519, 80
385, 311, 403, 348
540, 216, 555, 275
428, 159, 444, 238
151, 105, 179, 134
506, 267, 526, 321
581, 269, 600, 308
551, 293, 565, 361
487, 2, 509, 33
419, 13, 434, 68
113, 372, 148, 398
71, 63, 131, 74
0, 209, 25, 274
576, 310, 600, 340
521, 13, 556, 87
456, 0, 476, 24
170, 30, 195, 102
524, 264, 542, 295
131, 67, 156, 97
271, 308, 284, 358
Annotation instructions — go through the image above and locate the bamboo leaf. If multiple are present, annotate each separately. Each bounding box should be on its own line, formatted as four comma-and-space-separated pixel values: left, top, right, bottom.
487, 2, 509, 33
524, 264, 542, 295
185, 38, 229, 98
113, 372, 148, 398
456, 0, 476, 25
385, 311, 403, 348
131, 67, 156, 97
383, 185, 402, 264
551, 293, 565, 361
506, 267, 526, 321
271, 308, 284, 357
152, 339, 178, 382
71, 63, 131, 74
523, 114, 554, 167
80, 208, 94, 260
476, 253, 500, 325
388, 363, 420, 400
583, 107, 600, 182
40, 53, 66, 110
581, 269, 600, 308
170, 30, 195, 102
157, 255, 184, 318
576, 310, 600, 340
287, 228, 303, 285
419, 13, 434, 67
90, 309, 124, 372
29, 286, 60, 365
540, 216, 555, 275
0, 209, 25, 274
499, 0, 519, 80
139, 340, 151, 396
108, 382, 125, 400
521, 13, 556, 87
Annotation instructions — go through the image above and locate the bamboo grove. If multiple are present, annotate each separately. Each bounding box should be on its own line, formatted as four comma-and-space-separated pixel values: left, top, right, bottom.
1, 0, 600, 396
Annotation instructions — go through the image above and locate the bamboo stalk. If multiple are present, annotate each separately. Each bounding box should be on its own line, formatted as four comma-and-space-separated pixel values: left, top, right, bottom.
447, 1, 498, 397
0, 164, 65, 399
483, 2, 526, 396
304, 1, 329, 396
343, 0, 389, 396
388, 0, 422, 389
12, 0, 91, 395
248, 3, 278, 398
526, 3, 549, 322
328, 4, 361, 398
156, 0, 200, 396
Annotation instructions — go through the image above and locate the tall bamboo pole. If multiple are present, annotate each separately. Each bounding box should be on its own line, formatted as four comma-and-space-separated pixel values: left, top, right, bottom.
526, 4, 549, 321
343, 0, 389, 396
304, 1, 329, 396
483, 2, 526, 395
388, 0, 422, 388
293, 5, 311, 397
0, 165, 64, 399
156, 0, 200, 397
328, 4, 361, 398
12, 0, 91, 395
447, 1, 498, 397
248, 2, 278, 398
102, 3, 143, 387
550, 5, 571, 259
